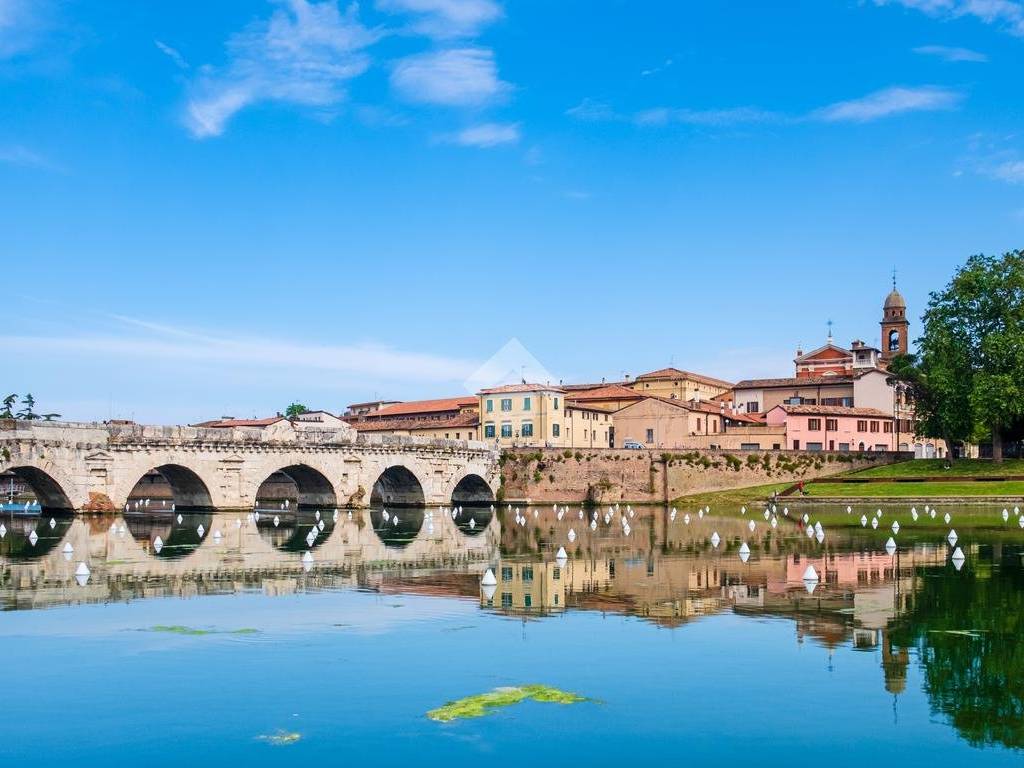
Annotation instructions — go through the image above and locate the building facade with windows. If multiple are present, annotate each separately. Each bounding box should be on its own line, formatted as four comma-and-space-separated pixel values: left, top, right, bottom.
765, 405, 896, 452
625, 367, 733, 402
478, 384, 568, 447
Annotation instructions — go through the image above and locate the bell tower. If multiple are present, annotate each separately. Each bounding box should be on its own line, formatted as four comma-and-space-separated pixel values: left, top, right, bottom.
881, 272, 909, 362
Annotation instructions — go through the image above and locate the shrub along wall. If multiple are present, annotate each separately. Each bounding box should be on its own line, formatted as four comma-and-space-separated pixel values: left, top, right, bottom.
498, 448, 904, 505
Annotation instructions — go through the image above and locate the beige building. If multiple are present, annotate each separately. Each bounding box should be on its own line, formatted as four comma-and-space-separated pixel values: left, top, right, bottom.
564, 383, 644, 413
479, 384, 568, 448
626, 367, 733, 402
564, 402, 614, 448
613, 396, 726, 449
482, 559, 566, 613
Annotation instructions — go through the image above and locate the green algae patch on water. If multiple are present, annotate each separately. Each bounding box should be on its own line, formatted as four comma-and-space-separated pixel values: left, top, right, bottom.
147, 625, 259, 636
256, 731, 301, 746
427, 685, 588, 722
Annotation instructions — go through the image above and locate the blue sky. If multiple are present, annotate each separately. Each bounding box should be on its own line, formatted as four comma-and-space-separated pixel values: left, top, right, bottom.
2, 0, 1023, 423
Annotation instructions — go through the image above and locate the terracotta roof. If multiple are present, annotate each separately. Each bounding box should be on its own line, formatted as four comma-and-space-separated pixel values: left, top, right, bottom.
194, 417, 284, 428
722, 411, 765, 424
616, 395, 729, 417
565, 401, 614, 414
734, 375, 855, 389
561, 381, 627, 391
352, 412, 480, 432
633, 367, 733, 388
367, 396, 477, 418
565, 384, 643, 402
771, 405, 891, 418
478, 383, 566, 395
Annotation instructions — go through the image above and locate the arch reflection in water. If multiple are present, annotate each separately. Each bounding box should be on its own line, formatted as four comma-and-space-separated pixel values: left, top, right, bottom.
126, 464, 214, 511
454, 505, 493, 536
369, 506, 425, 548
124, 512, 214, 559
0, 510, 74, 560
256, 509, 336, 552
451, 473, 494, 507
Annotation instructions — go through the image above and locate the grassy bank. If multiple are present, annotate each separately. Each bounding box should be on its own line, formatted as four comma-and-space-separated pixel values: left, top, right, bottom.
671, 482, 791, 510
851, 459, 1024, 478
805, 481, 1024, 498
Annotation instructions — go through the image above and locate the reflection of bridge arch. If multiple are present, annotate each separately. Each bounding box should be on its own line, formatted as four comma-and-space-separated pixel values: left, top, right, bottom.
371, 466, 425, 507
4, 464, 76, 512
125, 464, 214, 511
255, 464, 338, 509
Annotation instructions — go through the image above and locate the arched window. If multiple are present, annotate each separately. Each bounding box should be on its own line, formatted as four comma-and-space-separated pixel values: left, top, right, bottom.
888, 329, 900, 352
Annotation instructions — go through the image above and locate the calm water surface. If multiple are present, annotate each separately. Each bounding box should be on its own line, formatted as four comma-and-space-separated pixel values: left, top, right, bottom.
1, 502, 1022, 766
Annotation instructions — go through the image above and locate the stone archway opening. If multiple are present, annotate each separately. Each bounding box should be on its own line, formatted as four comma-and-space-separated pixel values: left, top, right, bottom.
451, 474, 494, 506
370, 466, 425, 508
255, 464, 336, 510
2, 466, 75, 513
126, 464, 213, 511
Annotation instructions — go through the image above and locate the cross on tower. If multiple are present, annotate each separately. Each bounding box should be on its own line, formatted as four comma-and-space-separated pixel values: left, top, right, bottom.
826, 319, 834, 342
892, 267, 897, 290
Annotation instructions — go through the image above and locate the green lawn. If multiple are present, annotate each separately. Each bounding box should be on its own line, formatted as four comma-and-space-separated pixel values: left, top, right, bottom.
852, 459, 1024, 478
672, 482, 791, 510
805, 480, 1024, 498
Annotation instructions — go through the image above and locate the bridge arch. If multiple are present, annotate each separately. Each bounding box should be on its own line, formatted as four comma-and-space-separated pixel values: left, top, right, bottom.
3, 465, 76, 512
450, 473, 495, 507
255, 464, 337, 509
370, 465, 425, 508
126, 464, 214, 511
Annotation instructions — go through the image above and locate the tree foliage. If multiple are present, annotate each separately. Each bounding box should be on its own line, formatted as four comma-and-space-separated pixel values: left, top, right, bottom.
898, 251, 1024, 461
285, 402, 309, 418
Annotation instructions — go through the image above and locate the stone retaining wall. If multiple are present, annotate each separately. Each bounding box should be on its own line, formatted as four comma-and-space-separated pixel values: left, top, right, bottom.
499, 448, 907, 505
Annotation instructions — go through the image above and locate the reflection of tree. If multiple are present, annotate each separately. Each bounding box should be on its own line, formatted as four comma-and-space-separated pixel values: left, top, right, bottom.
889, 547, 1024, 750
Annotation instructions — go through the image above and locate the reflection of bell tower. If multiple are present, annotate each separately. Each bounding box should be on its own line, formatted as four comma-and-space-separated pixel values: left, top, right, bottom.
881, 630, 908, 695
881, 273, 909, 362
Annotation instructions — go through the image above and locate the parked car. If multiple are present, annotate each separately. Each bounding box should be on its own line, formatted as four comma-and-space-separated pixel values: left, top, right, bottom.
622, 439, 644, 450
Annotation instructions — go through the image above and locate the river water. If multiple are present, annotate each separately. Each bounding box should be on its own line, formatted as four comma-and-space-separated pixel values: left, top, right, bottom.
1, 502, 1021, 766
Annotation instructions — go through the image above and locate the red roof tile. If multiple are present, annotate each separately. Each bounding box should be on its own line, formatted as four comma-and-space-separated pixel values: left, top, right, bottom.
367, 396, 477, 418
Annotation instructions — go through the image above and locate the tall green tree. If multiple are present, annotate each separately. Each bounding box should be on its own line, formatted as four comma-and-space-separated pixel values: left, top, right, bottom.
285, 402, 309, 418
0, 394, 16, 419
887, 351, 973, 461
913, 250, 1024, 462
15, 393, 37, 420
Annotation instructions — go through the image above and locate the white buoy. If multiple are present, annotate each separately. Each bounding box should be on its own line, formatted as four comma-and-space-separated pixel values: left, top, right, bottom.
49, 517, 56, 530
1002, 509, 1010, 523
944, 512, 951, 525
951, 546, 965, 570
196, 524, 205, 537
770, 516, 778, 529
748, 519, 756, 532
885, 537, 897, 556
911, 509, 918, 521
871, 517, 879, 530
556, 546, 568, 566
29, 530, 38, 546
710, 531, 721, 548
803, 564, 819, 583
947, 529, 958, 547
153, 535, 163, 554
481, 568, 497, 586
0, 523, 6, 539
891, 521, 900, 535
302, 550, 314, 571
860, 514, 868, 527
568, 528, 577, 543
177, 514, 183, 524
806, 526, 814, 539
815, 528, 825, 544
62, 541, 74, 561
75, 561, 90, 586
739, 542, 751, 563
470, 518, 477, 530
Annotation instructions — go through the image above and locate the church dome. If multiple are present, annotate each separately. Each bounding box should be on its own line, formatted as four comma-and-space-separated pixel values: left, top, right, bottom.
884, 289, 906, 310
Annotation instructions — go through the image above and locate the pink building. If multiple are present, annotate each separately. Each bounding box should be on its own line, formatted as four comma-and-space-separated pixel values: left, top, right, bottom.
766, 404, 896, 452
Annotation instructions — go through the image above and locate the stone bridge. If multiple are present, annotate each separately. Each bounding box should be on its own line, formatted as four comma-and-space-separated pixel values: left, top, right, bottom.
0, 419, 499, 512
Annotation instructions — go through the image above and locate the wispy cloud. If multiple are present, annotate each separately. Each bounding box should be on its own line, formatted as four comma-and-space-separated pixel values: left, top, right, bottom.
913, 44, 988, 61
0, 315, 480, 382
0, 0, 44, 58
634, 106, 783, 127
391, 47, 507, 106
0, 144, 59, 171
989, 159, 1024, 183
641, 57, 673, 76
375, 0, 502, 38
155, 39, 189, 69
876, 0, 1024, 36
567, 86, 962, 129
446, 121, 520, 147
812, 85, 963, 122
185, 0, 382, 139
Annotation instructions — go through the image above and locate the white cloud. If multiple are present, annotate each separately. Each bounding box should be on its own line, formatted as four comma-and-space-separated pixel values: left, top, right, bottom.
634, 106, 782, 127
375, 0, 501, 37
185, 0, 382, 139
155, 39, 189, 69
0, 0, 42, 58
0, 144, 58, 170
391, 47, 507, 106
913, 43, 988, 61
876, 0, 1024, 36
0, 315, 480, 383
990, 159, 1024, 182
565, 98, 618, 122
813, 85, 963, 122
446, 121, 519, 147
